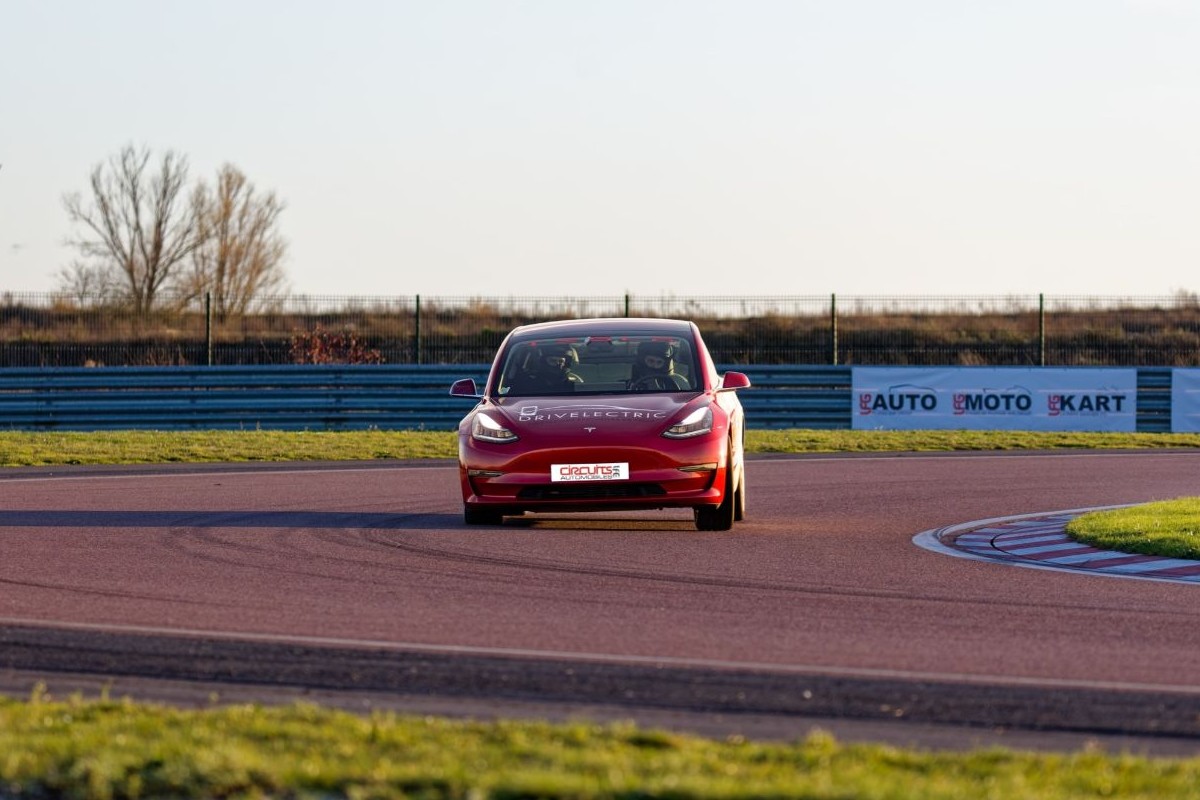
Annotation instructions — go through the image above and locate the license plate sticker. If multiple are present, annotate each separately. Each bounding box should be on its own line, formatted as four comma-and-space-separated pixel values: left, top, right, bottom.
551, 462, 629, 482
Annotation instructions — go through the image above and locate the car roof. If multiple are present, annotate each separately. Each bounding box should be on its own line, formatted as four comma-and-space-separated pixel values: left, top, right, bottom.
507, 317, 695, 342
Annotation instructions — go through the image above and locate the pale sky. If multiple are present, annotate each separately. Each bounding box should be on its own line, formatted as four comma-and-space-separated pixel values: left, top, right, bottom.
2, 0, 1198, 300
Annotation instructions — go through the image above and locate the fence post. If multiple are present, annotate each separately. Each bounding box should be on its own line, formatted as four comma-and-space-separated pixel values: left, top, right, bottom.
1038, 293, 1046, 367
205, 291, 213, 366
624, 293, 630, 318
830, 293, 838, 366
414, 294, 422, 365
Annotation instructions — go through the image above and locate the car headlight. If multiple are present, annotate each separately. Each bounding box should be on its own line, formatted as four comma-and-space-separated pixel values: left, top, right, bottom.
472, 412, 519, 443
663, 406, 713, 439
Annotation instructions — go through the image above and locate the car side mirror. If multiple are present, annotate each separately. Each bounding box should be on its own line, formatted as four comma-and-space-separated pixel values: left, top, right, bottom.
450, 378, 482, 398
718, 371, 751, 391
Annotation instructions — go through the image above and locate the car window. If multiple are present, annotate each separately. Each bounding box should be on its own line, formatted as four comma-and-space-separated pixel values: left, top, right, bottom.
497, 335, 697, 396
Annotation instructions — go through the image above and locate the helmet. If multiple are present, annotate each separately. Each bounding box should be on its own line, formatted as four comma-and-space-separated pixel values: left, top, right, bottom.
638, 341, 675, 361
539, 343, 578, 369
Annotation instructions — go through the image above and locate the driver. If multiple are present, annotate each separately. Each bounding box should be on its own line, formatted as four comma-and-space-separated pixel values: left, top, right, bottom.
509, 343, 583, 394
630, 341, 688, 390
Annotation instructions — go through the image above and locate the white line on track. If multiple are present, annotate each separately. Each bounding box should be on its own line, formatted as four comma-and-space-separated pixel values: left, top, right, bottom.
3, 448, 1198, 485
3, 614, 1200, 697
0, 464, 450, 483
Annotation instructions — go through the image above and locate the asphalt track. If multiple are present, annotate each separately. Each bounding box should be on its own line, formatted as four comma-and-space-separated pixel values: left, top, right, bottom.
2, 451, 1199, 755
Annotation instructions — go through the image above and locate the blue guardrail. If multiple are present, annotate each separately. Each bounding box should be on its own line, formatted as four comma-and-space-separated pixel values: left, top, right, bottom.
0, 364, 1172, 433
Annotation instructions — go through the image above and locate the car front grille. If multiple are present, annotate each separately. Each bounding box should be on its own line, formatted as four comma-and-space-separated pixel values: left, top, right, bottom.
517, 482, 668, 500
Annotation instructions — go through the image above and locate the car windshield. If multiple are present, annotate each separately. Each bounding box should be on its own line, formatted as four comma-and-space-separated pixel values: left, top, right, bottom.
496, 334, 699, 397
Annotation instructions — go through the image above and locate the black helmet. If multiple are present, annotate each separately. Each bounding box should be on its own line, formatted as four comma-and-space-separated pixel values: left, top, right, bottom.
539, 343, 578, 368
639, 340, 674, 360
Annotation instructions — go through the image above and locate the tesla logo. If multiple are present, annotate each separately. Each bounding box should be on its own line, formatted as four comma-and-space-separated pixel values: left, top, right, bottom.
584, 426, 596, 432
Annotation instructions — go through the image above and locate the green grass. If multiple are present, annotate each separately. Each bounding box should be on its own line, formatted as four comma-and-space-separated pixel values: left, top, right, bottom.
0, 429, 461, 466
3, 688, 1200, 800
746, 429, 1200, 454
1066, 498, 1200, 560
2, 428, 1200, 467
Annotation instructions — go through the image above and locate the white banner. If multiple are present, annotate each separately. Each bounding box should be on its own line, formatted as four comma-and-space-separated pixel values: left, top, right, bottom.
1171, 369, 1200, 433
851, 367, 1138, 431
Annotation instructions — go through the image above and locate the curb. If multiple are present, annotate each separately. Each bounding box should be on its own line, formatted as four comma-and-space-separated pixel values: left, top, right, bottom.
913, 508, 1200, 586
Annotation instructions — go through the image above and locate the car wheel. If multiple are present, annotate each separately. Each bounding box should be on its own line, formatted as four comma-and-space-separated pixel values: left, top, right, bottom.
733, 462, 746, 522
464, 506, 504, 526
694, 458, 736, 531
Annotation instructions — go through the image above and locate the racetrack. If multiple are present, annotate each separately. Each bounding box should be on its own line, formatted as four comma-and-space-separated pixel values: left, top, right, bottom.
2, 452, 1199, 754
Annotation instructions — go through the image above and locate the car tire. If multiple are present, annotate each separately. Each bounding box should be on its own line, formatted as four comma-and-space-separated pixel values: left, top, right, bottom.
733, 462, 746, 522
694, 457, 736, 531
464, 506, 505, 526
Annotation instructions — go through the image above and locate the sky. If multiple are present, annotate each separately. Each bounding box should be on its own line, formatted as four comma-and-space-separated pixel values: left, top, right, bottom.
2, 0, 1199, 301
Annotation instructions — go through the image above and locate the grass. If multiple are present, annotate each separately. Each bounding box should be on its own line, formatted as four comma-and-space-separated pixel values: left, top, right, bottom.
3, 688, 1200, 800
4, 429, 1200, 797
3, 428, 1200, 467
0, 429, 461, 466
1066, 498, 1200, 561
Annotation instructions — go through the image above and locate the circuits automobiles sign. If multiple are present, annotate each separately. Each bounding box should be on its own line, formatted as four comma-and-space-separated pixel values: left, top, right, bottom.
851, 367, 1137, 431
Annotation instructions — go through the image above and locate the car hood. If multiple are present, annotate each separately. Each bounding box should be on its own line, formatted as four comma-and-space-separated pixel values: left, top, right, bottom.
489, 393, 699, 437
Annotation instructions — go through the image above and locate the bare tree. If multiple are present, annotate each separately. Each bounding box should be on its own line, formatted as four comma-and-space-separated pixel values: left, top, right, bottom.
55, 261, 122, 307
62, 144, 200, 313
182, 164, 288, 317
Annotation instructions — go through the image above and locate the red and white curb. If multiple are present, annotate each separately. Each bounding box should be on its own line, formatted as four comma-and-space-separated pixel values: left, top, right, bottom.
913, 506, 1200, 585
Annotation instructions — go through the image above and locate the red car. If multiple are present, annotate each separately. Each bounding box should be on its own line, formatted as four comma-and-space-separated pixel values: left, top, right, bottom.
450, 318, 751, 530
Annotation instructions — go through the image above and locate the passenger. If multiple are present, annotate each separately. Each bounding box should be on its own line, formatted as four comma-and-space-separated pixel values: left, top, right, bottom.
629, 341, 689, 390
509, 343, 583, 394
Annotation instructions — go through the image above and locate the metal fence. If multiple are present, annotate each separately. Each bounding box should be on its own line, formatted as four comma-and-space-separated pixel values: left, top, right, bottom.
2, 291, 1199, 368
0, 364, 1177, 433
